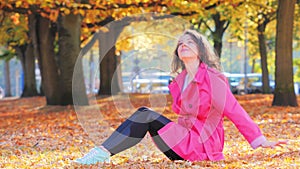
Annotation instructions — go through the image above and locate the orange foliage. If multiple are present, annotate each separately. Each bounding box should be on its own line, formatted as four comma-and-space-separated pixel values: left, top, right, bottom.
0, 94, 299, 168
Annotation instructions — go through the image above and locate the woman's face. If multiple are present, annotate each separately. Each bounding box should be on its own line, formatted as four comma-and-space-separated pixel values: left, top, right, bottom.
177, 34, 199, 61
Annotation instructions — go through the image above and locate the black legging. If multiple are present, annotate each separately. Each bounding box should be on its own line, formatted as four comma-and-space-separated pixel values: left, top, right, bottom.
102, 107, 183, 161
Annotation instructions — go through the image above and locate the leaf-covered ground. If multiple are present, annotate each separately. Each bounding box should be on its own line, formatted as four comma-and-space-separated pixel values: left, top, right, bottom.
0, 94, 299, 168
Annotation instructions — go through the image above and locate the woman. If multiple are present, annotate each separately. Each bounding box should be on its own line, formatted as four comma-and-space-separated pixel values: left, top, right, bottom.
74, 29, 286, 165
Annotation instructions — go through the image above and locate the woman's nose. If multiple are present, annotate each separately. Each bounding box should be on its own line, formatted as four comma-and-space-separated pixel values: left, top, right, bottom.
180, 43, 187, 48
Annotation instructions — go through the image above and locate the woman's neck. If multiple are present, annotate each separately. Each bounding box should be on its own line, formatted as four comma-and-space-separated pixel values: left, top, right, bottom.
184, 59, 200, 77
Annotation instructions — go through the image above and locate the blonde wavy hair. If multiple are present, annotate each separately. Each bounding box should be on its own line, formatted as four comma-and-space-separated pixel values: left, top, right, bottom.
171, 29, 221, 73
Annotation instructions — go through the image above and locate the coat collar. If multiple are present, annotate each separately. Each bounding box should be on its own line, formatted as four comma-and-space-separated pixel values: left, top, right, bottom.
193, 62, 208, 84
173, 62, 207, 84
168, 62, 208, 95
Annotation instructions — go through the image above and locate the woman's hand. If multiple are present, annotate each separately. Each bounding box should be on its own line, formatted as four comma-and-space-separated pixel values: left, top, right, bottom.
260, 140, 288, 148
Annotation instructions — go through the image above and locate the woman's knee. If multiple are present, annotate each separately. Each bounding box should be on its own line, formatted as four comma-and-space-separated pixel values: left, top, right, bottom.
133, 107, 152, 118
130, 107, 158, 122
137, 106, 150, 112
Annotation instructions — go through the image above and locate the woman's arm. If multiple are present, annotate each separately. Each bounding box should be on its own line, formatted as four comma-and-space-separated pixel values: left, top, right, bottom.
222, 84, 266, 148
222, 85, 287, 149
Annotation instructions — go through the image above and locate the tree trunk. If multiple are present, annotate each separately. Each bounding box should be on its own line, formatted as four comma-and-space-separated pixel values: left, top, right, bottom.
212, 12, 230, 58
28, 14, 43, 96
4, 60, 12, 97
15, 44, 38, 97
23, 43, 38, 97
257, 23, 271, 93
99, 44, 119, 95
98, 22, 127, 95
272, 0, 298, 106
251, 58, 255, 73
89, 50, 95, 94
38, 16, 62, 105
57, 13, 88, 105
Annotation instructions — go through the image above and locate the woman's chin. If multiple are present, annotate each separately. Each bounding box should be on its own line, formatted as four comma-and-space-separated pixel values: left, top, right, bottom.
179, 56, 198, 61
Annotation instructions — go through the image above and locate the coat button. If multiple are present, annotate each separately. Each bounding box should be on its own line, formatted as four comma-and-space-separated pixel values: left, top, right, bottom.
189, 104, 193, 108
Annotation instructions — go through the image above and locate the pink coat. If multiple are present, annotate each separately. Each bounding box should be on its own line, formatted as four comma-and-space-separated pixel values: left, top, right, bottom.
157, 63, 266, 161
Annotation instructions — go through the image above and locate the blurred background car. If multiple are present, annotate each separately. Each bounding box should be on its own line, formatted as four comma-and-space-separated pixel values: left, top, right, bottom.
225, 73, 275, 94
122, 69, 173, 94
131, 72, 173, 94
0, 86, 4, 99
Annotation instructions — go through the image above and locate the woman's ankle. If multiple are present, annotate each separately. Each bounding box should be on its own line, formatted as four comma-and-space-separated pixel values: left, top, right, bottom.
99, 145, 111, 156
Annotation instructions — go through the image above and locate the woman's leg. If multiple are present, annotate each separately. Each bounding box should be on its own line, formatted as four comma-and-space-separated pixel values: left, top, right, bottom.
147, 112, 184, 161
102, 107, 183, 161
75, 107, 183, 164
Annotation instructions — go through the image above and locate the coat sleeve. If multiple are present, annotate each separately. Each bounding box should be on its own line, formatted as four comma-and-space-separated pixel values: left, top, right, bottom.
223, 84, 266, 149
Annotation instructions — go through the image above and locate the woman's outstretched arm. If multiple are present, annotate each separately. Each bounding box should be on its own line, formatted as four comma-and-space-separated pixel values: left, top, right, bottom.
222, 81, 287, 149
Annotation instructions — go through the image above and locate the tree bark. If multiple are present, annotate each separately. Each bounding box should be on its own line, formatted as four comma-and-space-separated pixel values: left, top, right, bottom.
23, 43, 38, 97
28, 14, 43, 96
4, 60, 12, 97
99, 44, 119, 95
257, 23, 271, 93
38, 16, 62, 105
212, 12, 230, 58
15, 44, 38, 97
272, 0, 298, 106
89, 50, 95, 94
57, 13, 88, 105
98, 21, 128, 95
251, 58, 255, 73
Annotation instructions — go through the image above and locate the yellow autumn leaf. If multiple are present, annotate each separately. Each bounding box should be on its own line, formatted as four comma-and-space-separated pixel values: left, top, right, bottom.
15, 1, 22, 7
78, 9, 85, 16
61, 7, 71, 15
27, 0, 35, 5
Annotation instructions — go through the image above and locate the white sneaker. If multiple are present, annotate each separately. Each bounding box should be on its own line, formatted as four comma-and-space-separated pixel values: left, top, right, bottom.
74, 147, 110, 165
